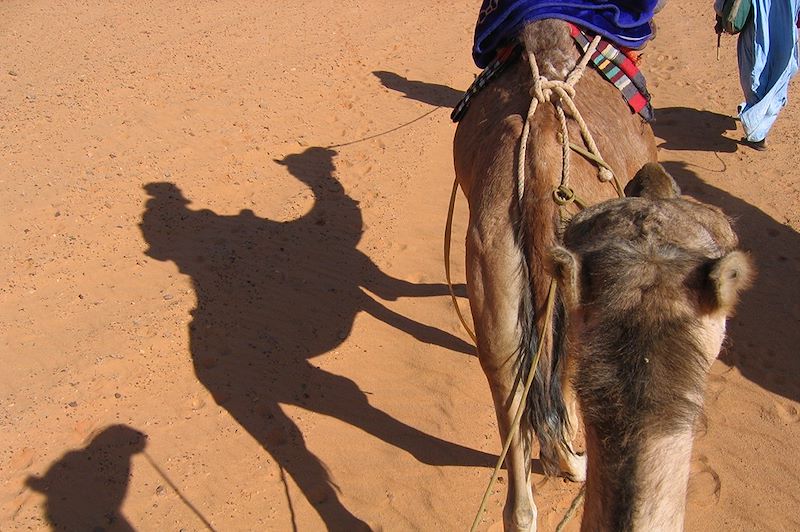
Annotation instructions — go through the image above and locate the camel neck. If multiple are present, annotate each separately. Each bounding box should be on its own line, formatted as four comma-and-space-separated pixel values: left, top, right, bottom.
582, 428, 693, 531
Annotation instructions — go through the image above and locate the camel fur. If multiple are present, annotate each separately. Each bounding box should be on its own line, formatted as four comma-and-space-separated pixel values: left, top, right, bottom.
453, 19, 751, 532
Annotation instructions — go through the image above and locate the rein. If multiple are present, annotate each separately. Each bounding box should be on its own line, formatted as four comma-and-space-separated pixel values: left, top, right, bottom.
447, 34, 626, 531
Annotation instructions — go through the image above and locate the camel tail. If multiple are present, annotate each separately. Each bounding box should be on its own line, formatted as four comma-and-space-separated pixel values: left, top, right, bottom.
517, 271, 572, 477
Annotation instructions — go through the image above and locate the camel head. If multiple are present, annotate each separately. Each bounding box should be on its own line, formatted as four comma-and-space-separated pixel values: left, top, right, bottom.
548, 163, 752, 530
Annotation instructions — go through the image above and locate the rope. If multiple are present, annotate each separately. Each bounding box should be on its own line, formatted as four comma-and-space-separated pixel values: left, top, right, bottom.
555, 485, 586, 532
445, 177, 477, 344
516, 35, 623, 205
568, 142, 625, 198
144, 452, 217, 531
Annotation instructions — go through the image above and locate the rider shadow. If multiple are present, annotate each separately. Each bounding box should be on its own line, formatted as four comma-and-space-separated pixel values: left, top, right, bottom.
663, 161, 800, 404
652, 107, 739, 153
373, 71, 463, 108
139, 147, 491, 529
25, 425, 146, 532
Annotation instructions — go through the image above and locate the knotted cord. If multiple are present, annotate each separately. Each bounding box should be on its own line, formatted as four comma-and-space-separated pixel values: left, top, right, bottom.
516, 34, 622, 206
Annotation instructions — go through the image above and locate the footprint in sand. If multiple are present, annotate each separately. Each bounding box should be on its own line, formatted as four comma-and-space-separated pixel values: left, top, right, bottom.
766, 401, 800, 425
687, 456, 721, 507
704, 360, 732, 406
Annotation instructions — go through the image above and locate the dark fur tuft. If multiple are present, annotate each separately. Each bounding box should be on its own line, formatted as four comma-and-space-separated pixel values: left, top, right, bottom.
515, 280, 571, 477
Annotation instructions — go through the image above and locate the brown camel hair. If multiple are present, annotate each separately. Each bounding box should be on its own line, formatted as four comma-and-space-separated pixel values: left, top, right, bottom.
553, 163, 752, 531
453, 19, 751, 532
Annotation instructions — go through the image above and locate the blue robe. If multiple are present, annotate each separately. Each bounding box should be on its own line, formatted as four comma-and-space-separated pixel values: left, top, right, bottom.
736, 0, 800, 141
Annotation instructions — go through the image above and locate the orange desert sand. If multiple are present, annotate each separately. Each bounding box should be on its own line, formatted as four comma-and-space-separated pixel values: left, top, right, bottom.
2, 1, 799, 530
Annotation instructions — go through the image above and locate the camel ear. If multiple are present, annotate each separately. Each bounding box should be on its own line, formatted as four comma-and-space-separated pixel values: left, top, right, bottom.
704, 251, 754, 314
548, 246, 581, 309
624, 162, 681, 199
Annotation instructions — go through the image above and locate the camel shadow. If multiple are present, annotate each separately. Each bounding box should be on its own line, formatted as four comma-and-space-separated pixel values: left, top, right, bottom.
652, 107, 739, 153
25, 425, 146, 531
139, 147, 491, 529
373, 71, 463, 108
663, 161, 800, 403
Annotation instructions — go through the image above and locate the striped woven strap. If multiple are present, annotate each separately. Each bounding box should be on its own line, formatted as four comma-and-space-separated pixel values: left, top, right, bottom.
451, 45, 522, 123
568, 23, 654, 122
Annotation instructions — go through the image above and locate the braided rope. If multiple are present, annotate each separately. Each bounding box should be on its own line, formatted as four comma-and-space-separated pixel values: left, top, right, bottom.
516, 35, 622, 206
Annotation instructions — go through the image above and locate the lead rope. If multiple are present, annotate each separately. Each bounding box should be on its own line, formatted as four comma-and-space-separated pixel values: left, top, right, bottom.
445, 176, 477, 344
454, 35, 627, 531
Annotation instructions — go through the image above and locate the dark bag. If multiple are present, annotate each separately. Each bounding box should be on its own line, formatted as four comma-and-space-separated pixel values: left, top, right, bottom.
716, 0, 753, 34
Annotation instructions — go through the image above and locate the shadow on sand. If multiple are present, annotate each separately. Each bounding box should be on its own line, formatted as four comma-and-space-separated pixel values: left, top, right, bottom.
373, 70, 463, 108
139, 147, 492, 529
663, 161, 800, 404
26, 425, 146, 531
652, 107, 739, 153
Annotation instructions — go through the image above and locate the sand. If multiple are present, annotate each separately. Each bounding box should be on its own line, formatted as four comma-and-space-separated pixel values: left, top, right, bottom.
2, 0, 799, 530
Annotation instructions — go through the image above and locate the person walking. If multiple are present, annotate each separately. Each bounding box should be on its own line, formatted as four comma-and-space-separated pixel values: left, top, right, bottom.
719, 0, 800, 150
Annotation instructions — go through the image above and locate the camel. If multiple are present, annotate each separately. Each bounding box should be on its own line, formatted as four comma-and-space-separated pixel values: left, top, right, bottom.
453, 19, 752, 531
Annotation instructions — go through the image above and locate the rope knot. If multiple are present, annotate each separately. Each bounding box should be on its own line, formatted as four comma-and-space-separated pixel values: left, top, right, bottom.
553, 83, 576, 100
517, 35, 621, 211
529, 77, 548, 102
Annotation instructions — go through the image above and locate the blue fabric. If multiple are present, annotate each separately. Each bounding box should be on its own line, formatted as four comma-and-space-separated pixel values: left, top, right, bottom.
473, 0, 660, 68
737, 0, 800, 142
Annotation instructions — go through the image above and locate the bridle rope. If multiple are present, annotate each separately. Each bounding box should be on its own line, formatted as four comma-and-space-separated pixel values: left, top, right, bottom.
517, 35, 625, 205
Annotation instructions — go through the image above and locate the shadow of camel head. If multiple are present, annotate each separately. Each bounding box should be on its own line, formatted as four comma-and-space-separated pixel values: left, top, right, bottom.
274, 147, 344, 194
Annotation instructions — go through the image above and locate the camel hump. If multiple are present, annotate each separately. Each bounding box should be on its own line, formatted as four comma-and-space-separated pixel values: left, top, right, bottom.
624, 162, 681, 199
519, 20, 576, 80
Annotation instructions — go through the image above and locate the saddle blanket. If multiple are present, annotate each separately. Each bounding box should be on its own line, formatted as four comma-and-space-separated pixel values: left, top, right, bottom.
473, 0, 660, 68
451, 23, 653, 123
569, 23, 653, 121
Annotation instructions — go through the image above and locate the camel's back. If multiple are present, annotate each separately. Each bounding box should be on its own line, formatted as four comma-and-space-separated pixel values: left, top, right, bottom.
454, 19, 657, 210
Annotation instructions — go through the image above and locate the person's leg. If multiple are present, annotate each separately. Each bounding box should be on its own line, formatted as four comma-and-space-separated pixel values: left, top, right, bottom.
737, 0, 800, 146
